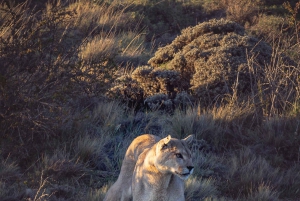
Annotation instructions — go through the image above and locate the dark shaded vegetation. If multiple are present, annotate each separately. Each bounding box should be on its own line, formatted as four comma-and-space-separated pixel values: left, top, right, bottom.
0, 0, 300, 200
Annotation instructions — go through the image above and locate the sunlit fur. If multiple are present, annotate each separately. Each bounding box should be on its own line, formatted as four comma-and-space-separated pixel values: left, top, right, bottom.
104, 134, 194, 201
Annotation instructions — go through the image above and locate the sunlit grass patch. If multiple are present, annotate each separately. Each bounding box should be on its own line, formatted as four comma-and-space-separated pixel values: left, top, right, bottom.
80, 34, 118, 64
67, 0, 130, 33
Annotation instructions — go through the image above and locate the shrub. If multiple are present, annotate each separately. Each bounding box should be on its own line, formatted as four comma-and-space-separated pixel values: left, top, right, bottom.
0, 0, 131, 167
132, 66, 181, 96
144, 93, 172, 111
110, 18, 299, 113
0, 0, 75, 165
149, 19, 272, 105
107, 75, 145, 109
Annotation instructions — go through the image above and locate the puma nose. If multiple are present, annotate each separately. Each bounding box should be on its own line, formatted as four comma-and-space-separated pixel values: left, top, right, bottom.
187, 166, 194, 171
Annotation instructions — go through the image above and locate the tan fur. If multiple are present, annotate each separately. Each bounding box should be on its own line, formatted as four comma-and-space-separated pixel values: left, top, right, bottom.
104, 134, 194, 201
104, 134, 160, 201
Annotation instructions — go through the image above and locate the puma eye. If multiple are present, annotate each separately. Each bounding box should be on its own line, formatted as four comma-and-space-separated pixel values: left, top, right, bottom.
175, 153, 183, 159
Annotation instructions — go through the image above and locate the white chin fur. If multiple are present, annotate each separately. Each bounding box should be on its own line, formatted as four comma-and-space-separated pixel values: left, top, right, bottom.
175, 171, 192, 180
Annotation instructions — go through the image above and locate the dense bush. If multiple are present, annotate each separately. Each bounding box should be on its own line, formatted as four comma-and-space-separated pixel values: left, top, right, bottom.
110, 18, 299, 113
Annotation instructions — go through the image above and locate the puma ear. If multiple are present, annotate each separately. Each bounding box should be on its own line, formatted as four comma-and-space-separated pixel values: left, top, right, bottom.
161, 135, 171, 150
183, 134, 194, 145
164, 135, 172, 144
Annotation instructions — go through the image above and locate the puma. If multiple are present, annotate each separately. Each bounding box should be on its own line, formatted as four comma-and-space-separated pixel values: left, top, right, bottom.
104, 134, 194, 201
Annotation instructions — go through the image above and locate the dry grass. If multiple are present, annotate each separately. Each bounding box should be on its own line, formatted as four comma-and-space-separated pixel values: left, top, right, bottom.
203, 0, 262, 25
1, 0, 300, 200
80, 34, 119, 64
185, 176, 219, 200
224, 148, 281, 198
67, 0, 129, 32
